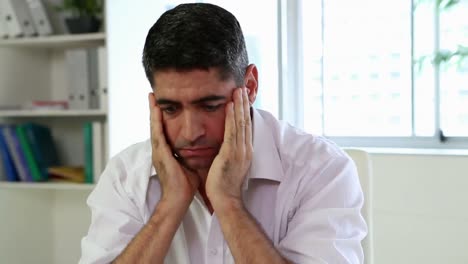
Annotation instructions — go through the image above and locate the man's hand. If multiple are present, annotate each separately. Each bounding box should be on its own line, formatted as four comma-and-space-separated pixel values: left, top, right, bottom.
205, 88, 291, 264
113, 94, 203, 263
206, 87, 253, 208
149, 92, 200, 205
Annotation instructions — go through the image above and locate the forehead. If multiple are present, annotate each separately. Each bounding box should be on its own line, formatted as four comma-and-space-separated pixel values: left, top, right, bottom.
153, 68, 236, 99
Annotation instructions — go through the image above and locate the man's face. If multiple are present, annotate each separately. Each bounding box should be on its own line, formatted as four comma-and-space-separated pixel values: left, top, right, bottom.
152, 68, 236, 171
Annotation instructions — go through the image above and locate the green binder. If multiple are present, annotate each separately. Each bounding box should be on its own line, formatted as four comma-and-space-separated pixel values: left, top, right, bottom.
84, 122, 94, 184
16, 125, 43, 182
23, 123, 59, 181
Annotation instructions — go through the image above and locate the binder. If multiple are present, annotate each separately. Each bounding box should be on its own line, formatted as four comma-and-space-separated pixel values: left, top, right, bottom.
1, 126, 34, 182
0, 0, 22, 37
0, 151, 5, 181
83, 122, 93, 183
65, 49, 101, 110
0, 128, 18, 181
16, 125, 43, 181
88, 48, 100, 109
102, 120, 108, 165
92, 121, 104, 183
0, 7, 8, 39
66, 49, 90, 109
98, 46, 108, 111
25, 0, 53, 36
3, 0, 37, 37
23, 123, 59, 170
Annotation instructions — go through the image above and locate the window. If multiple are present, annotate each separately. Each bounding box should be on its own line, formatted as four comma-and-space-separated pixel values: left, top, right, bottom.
302, 0, 412, 137
438, 0, 468, 136
290, 0, 468, 147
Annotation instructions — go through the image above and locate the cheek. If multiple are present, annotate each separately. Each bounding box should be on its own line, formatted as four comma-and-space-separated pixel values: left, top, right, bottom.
205, 112, 226, 142
162, 119, 178, 146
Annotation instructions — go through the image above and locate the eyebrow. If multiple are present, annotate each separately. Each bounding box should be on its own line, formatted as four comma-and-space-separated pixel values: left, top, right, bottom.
156, 95, 226, 105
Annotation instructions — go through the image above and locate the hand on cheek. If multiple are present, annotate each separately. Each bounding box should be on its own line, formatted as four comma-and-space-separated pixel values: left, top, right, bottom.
206, 87, 253, 209
148, 93, 200, 206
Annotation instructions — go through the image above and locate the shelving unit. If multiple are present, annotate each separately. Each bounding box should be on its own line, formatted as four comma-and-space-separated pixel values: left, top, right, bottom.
0, 185, 94, 264
0, 181, 96, 191
0, 32, 105, 48
0, 31, 108, 173
0, 109, 107, 118
0, 3, 107, 263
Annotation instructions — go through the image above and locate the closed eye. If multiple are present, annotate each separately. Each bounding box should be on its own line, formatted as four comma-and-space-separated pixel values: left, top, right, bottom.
202, 104, 223, 112
161, 105, 179, 115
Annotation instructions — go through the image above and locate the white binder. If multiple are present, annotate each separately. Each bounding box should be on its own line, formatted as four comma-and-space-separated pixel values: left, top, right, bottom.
0, 6, 8, 39
92, 121, 104, 183
3, 0, 37, 37
87, 48, 100, 109
97, 46, 108, 111
65, 48, 102, 109
25, 0, 53, 36
66, 49, 90, 109
0, 0, 22, 37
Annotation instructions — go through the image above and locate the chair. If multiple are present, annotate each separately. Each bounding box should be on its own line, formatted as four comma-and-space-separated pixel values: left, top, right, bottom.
344, 148, 374, 264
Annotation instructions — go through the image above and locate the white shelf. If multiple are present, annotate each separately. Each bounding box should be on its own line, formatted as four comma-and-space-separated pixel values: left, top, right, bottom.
0, 33, 105, 49
0, 109, 107, 118
0, 181, 95, 191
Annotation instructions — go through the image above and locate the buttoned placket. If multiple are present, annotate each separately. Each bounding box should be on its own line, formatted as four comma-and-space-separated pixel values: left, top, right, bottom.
205, 215, 224, 264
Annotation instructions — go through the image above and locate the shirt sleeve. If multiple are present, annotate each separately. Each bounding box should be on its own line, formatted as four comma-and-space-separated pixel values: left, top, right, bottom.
79, 156, 145, 264
277, 156, 368, 264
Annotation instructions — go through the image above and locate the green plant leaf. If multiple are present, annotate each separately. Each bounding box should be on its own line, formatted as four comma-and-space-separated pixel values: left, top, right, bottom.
55, 0, 103, 17
438, 0, 461, 10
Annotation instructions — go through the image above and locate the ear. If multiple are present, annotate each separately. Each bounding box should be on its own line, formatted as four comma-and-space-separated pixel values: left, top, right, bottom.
244, 64, 258, 106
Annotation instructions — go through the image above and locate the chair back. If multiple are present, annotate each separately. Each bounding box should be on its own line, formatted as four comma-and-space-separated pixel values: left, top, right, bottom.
344, 148, 374, 264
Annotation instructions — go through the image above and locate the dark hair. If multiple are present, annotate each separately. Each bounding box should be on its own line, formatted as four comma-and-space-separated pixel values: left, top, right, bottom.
142, 3, 249, 87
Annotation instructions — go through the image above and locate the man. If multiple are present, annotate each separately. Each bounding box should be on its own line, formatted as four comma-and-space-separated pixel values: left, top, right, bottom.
80, 3, 367, 264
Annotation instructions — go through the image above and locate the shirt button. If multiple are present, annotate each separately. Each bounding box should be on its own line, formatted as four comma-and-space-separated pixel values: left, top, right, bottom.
210, 248, 218, 255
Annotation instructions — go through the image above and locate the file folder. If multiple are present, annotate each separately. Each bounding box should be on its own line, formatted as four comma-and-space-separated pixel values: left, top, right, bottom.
0, 7, 9, 39
26, 0, 53, 36
3, 0, 37, 37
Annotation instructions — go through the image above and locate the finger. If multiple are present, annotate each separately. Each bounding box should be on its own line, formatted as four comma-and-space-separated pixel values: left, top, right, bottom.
148, 93, 156, 140
235, 88, 245, 148
148, 93, 171, 154
148, 92, 154, 111
221, 101, 235, 155
149, 93, 163, 139
243, 88, 253, 156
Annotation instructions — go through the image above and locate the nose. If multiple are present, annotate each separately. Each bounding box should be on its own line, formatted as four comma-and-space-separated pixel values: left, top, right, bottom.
181, 111, 205, 143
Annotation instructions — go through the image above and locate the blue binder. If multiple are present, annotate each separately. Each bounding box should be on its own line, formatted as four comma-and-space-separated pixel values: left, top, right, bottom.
0, 126, 19, 181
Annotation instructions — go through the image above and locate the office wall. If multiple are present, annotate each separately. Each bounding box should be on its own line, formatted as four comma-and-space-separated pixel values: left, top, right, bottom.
371, 152, 468, 264
107, 1, 167, 157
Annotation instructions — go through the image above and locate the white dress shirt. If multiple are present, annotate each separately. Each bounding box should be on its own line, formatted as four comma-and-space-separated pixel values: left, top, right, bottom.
80, 109, 368, 264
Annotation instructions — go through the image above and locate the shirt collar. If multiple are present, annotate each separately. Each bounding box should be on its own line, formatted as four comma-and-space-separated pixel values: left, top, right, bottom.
149, 108, 284, 189
242, 108, 283, 190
